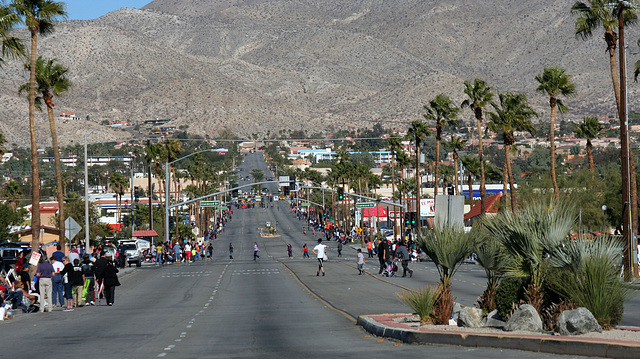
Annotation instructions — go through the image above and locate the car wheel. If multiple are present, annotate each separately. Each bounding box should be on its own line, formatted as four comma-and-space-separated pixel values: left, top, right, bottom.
136, 261, 141, 267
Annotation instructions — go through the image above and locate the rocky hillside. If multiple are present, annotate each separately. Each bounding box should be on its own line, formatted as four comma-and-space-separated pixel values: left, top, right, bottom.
0, 0, 635, 147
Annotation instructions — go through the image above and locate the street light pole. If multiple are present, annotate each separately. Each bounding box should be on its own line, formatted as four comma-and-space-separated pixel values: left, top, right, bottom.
84, 123, 122, 255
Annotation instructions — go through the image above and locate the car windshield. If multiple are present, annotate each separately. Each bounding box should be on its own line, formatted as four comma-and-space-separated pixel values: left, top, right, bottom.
123, 244, 137, 250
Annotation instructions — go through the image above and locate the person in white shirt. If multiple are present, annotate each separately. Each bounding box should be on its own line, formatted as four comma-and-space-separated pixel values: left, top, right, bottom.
356, 248, 365, 275
312, 238, 329, 276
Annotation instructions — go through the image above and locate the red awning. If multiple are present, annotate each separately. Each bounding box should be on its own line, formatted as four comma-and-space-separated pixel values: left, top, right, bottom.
464, 192, 502, 221
132, 230, 159, 237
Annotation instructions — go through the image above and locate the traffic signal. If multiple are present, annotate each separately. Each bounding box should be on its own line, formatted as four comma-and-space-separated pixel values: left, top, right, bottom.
447, 184, 454, 195
135, 216, 142, 227
169, 217, 175, 230
410, 212, 417, 228
404, 212, 410, 226
338, 187, 344, 200
134, 186, 140, 202
289, 176, 296, 192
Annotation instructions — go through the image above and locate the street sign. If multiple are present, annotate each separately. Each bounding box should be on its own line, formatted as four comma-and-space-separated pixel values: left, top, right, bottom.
218, 206, 229, 210
356, 202, 375, 208
300, 203, 311, 206
64, 217, 81, 240
200, 201, 220, 207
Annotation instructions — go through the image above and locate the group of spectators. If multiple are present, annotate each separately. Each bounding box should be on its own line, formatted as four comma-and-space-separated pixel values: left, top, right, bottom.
0, 245, 121, 320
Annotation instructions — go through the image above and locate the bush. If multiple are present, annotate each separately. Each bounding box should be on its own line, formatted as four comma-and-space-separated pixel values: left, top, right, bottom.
495, 276, 527, 321
397, 286, 439, 325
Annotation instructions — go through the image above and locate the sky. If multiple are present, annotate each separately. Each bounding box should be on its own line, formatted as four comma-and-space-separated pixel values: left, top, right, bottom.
63, 0, 153, 20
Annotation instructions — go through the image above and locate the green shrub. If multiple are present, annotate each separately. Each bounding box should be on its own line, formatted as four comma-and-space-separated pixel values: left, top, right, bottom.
495, 276, 527, 321
397, 286, 439, 325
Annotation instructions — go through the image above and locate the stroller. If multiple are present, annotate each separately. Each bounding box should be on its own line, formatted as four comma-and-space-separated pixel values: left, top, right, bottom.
383, 258, 400, 277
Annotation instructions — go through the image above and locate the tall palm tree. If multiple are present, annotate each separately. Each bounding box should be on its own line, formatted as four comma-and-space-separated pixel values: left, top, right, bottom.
445, 135, 467, 195
405, 120, 431, 231
395, 148, 411, 235
574, 116, 603, 174
11, 0, 66, 253
2, 180, 22, 210
423, 94, 460, 198
386, 136, 402, 240
461, 79, 494, 214
535, 67, 577, 202
108, 171, 128, 228
0, 4, 24, 65
487, 92, 537, 211
460, 156, 481, 206
20, 56, 70, 246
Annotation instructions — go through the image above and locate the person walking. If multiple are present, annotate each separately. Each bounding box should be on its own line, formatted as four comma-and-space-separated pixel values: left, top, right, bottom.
102, 257, 120, 306
396, 241, 413, 278
356, 248, 365, 275
377, 239, 389, 275
229, 243, 234, 259
366, 240, 374, 258
36, 257, 54, 312
50, 256, 64, 309
207, 243, 213, 262
253, 242, 260, 260
287, 244, 293, 259
59, 257, 75, 311
80, 254, 96, 306
313, 238, 328, 276
337, 241, 343, 257
302, 243, 309, 258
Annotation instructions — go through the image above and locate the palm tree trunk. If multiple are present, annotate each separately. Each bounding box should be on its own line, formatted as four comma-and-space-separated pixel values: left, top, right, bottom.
453, 152, 459, 195
550, 101, 559, 202
415, 142, 421, 232
28, 29, 40, 256
435, 131, 441, 196
477, 117, 486, 214
391, 150, 397, 241
47, 105, 65, 246
506, 146, 517, 211
502, 145, 509, 209
587, 139, 594, 174
467, 173, 474, 207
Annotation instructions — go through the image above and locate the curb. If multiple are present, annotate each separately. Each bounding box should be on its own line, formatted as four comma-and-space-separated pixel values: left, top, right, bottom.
358, 314, 640, 358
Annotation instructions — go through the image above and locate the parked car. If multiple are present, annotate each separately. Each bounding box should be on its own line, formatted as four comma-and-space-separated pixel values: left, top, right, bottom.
118, 239, 143, 267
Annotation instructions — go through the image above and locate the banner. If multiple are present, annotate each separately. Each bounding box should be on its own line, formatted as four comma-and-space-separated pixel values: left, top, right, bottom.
420, 198, 436, 217
29, 252, 41, 266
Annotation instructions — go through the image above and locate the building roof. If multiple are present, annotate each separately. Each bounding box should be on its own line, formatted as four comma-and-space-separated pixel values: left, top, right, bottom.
132, 230, 159, 237
464, 192, 502, 221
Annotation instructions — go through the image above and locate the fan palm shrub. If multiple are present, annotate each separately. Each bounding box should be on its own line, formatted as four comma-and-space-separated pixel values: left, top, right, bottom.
397, 285, 439, 325
548, 235, 636, 329
482, 200, 575, 312
417, 225, 473, 324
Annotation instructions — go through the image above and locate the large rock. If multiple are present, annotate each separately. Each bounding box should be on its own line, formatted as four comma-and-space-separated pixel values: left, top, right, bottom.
556, 307, 602, 336
504, 304, 543, 332
484, 309, 506, 329
458, 307, 484, 328
452, 303, 462, 322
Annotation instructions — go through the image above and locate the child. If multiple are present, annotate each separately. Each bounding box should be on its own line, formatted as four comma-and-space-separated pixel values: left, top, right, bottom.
356, 248, 365, 275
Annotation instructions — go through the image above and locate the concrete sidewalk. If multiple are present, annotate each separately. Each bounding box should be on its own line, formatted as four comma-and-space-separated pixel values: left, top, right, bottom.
358, 313, 640, 358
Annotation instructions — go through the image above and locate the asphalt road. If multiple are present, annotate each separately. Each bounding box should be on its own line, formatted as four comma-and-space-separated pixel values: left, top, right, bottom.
0, 153, 609, 358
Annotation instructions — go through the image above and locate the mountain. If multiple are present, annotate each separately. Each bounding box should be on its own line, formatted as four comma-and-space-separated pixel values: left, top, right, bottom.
0, 0, 635, 147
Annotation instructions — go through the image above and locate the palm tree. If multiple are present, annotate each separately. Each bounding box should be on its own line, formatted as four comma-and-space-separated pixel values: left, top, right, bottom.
487, 92, 537, 211
461, 79, 494, 214
445, 135, 467, 195
2, 180, 22, 210
574, 116, 603, 174
386, 136, 402, 240
395, 148, 412, 235
0, 4, 24, 65
0, 131, 6, 156
405, 120, 431, 231
423, 94, 460, 198
20, 56, 70, 246
11, 0, 66, 253
535, 67, 577, 202
460, 156, 481, 206
108, 171, 128, 228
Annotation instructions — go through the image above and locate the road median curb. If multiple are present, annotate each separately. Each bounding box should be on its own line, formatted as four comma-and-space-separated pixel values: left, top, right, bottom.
357, 314, 640, 358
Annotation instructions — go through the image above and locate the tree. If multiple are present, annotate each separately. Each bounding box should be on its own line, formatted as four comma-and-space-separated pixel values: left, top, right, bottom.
386, 136, 402, 240
0, 3, 24, 65
11, 0, 66, 254
108, 171, 128, 227
2, 180, 22, 210
461, 79, 494, 214
20, 56, 70, 246
460, 156, 481, 206
535, 66, 577, 201
405, 120, 431, 231
487, 93, 537, 211
423, 94, 460, 198
444, 135, 467, 195
574, 116, 603, 174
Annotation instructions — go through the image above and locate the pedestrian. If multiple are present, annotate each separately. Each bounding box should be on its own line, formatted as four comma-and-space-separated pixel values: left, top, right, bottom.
337, 241, 343, 257
377, 239, 389, 275
207, 243, 213, 262
287, 244, 293, 259
80, 254, 96, 305
70, 259, 85, 307
396, 241, 413, 278
102, 257, 120, 306
366, 240, 374, 258
229, 243, 234, 259
356, 248, 365, 275
58, 257, 75, 311
253, 242, 260, 260
302, 243, 309, 258
312, 238, 328, 276
94, 251, 108, 302
36, 256, 54, 312
50, 256, 64, 308
52, 244, 65, 262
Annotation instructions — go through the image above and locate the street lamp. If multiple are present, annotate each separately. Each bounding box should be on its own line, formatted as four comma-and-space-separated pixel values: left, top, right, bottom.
84, 123, 122, 255
602, 205, 607, 234
165, 149, 216, 244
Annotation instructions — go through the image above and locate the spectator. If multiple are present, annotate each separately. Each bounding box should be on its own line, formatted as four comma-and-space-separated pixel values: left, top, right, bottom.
81, 254, 96, 305
70, 259, 85, 307
36, 257, 54, 312
51, 256, 64, 308
52, 244, 65, 262
102, 258, 120, 306
59, 257, 75, 311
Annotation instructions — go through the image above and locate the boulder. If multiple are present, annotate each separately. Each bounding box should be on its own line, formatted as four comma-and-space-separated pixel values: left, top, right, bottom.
484, 309, 506, 329
504, 304, 543, 332
556, 307, 602, 336
458, 307, 484, 328
452, 302, 462, 322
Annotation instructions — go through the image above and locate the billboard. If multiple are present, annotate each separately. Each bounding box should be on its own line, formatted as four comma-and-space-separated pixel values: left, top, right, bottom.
420, 198, 436, 217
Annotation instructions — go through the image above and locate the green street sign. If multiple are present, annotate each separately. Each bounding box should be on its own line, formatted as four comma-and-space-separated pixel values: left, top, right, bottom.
201, 201, 220, 207
218, 206, 229, 210
300, 203, 311, 206
356, 202, 375, 208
